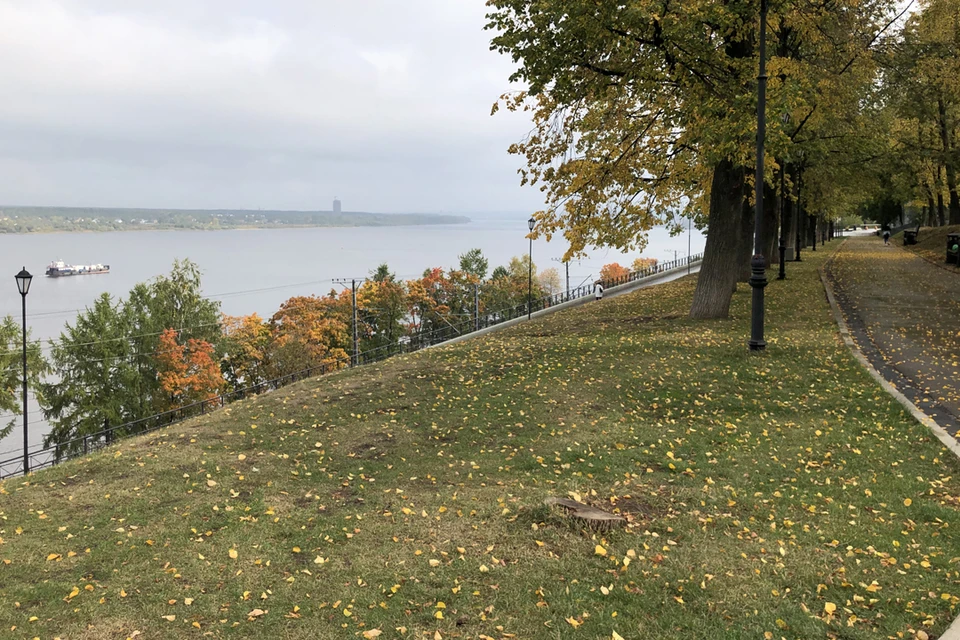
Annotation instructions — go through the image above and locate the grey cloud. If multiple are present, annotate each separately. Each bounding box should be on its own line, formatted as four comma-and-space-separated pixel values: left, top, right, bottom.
0, 0, 537, 212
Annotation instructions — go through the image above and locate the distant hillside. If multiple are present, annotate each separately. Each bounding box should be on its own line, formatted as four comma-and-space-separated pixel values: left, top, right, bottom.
0, 206, 471, 233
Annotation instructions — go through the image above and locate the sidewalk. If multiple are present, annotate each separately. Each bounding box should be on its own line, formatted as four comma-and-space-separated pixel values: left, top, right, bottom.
826, 236, 960, 437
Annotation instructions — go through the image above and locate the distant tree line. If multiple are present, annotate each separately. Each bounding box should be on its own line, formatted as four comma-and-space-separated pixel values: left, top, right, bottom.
0, 251, 654, 453
0, 207, 469, 234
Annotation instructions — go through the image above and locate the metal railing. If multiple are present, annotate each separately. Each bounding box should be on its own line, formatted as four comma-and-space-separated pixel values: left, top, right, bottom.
0, 253, 701, 479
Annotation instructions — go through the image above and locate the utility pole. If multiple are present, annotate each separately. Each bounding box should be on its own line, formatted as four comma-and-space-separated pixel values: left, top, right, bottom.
474, 284, 480, 332
334, 278, 365, 366
352, 280, 358, 365
552, 257, 570, 300
687, 215, 692, 275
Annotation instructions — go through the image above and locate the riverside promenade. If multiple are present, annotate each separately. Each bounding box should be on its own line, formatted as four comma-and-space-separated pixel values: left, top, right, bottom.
826, 235, 960, 437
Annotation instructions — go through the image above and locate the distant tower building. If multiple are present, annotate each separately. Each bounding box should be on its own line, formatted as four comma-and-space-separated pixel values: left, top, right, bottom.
333, 197, 342, 214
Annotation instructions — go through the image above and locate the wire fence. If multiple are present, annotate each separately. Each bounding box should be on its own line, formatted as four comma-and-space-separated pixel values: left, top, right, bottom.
0, 253, 701, 479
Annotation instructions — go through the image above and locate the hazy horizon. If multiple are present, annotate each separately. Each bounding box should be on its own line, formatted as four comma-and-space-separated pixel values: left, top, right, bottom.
0, 1, 542, 213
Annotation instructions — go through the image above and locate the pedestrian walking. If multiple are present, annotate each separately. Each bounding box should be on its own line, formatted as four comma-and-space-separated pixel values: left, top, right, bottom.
883, 230, 890, 245
595, 282, 604, 301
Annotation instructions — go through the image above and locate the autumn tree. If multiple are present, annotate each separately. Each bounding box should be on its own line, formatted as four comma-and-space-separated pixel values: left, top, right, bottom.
220, 314, 271, 389
268, 294, 350, 376
406, 268, 459, 343
877, 0, 960, 224
42, 260, 223, 451
482, 255, 545, 314
600, 263, 630, 282
632, 257, 658, 272
538, 267, 562, 296
155, 328, 225, 410
359, 264, 407, 354
487, 0, 900, 319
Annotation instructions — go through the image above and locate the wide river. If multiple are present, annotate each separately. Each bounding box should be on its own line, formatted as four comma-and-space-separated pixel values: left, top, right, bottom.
0, 212, 705, 458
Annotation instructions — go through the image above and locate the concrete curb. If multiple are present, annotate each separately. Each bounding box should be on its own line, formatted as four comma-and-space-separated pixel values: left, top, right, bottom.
820, 243, 960, 640
434, 261, 701, 350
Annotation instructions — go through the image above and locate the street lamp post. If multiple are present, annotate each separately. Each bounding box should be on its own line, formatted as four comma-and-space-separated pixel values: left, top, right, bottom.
527, 217, 535, 320
15, 267, 32, 474
749, 0, 769, 352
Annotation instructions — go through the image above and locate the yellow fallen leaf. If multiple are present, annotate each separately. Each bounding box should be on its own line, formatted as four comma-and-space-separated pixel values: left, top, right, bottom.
429, 559, 441, 567
229, 549, 238, 559
248, 608, 266, 618
824, 602, 836, 614
595, 545, 607, 556
904, 498, 912, 507
161, 615, 176, 622
184, 598, 194, 605
207, 480, 217, 487
566, 617, 582, 628
362, 631, 383, 639
613, 633, 624, 640
46, 553, 61, 561
237, 454, 246, 461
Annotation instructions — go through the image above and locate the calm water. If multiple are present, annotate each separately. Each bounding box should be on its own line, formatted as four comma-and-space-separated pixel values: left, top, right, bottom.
0, 213, 705, 457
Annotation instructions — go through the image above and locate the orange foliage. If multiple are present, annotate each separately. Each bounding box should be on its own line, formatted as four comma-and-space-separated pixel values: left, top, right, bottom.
155, 328, 225, 409
600, 262, 630, 281
221, 314, 271, 388
631, 257, 659, 271
268, 294, 350, 375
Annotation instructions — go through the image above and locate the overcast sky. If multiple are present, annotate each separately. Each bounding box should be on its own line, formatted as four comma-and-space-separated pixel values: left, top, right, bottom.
0, 0, 541, 213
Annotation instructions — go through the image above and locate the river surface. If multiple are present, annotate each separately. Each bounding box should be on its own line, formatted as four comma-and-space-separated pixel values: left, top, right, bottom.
0, 212, 705, 458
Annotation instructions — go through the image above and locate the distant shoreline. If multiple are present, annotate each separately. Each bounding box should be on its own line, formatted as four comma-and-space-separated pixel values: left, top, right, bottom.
0, 206, 471, 234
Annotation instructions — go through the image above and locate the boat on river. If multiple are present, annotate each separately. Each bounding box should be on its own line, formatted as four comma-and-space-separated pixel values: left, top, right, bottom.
45, 260, 110, 277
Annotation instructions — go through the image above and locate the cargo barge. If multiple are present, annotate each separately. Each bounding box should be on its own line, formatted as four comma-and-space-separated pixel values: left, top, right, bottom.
45, 260, 110, 277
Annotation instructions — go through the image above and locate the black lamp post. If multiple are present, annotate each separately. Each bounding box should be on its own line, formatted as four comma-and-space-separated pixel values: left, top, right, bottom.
15, 267, 32, 474
749, 0, 769, 351
527, 217, 535, 320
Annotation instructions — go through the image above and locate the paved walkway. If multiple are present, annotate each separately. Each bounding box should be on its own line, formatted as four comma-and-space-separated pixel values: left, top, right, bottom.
827, 236, 960, 437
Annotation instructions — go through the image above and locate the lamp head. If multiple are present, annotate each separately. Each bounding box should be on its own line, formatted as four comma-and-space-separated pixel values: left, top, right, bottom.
528, 217, 536, 232
15, 267, 32, 296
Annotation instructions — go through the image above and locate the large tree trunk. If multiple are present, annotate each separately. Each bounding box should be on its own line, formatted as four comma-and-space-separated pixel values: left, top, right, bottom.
928, 194, 937, 226
937, 99, 960, 225
691, 160, 747, 319
938, 191, 947, 227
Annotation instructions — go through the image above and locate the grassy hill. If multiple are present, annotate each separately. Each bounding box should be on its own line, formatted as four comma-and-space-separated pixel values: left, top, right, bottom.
896, 224, 960, 270
2, 244, 959, 639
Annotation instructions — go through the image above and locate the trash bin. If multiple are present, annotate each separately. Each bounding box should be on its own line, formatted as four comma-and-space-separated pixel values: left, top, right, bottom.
947, 233, 960, 264
904, 230, 918, 246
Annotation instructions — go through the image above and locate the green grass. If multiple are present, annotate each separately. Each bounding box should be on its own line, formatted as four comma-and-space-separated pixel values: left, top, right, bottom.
2, 243, 960, 639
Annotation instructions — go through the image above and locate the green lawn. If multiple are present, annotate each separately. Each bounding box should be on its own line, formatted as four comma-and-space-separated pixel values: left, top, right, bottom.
2, 243, 959, 640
